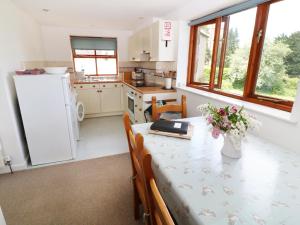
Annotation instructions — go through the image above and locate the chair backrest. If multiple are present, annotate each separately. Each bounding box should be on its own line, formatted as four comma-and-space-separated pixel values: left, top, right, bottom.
123, 112, 133, 153
151, 95, 187, 121
142, 149, 175, 225
123, 113, 136, 175
128, 131, 151, 221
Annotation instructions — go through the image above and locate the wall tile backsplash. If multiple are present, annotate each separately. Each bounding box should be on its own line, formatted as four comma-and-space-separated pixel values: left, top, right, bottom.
22, 60, 177, 88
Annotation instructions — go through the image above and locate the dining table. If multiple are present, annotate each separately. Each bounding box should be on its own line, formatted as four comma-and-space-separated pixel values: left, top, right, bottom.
132, 117, 300, 225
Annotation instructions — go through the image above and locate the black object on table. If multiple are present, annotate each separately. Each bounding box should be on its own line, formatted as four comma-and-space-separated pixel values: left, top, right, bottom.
150, 120, 189, 135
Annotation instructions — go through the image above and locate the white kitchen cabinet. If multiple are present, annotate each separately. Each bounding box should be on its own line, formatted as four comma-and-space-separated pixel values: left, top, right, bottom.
140, 26, 152, 54
75, 84, 101, 114
134, 93, 145, 124
100, 83, 123, 113
123, 84, 129, 112
128, 35, 139, 61
128, 28, 152, 61
74, 82, 124, 118
128, 20, 178, 62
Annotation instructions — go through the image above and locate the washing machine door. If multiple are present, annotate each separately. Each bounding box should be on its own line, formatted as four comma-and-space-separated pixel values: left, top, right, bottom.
77, 101, 85, 122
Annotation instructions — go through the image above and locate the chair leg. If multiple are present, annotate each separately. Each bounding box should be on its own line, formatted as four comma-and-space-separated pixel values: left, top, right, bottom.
133, 186, 140, 220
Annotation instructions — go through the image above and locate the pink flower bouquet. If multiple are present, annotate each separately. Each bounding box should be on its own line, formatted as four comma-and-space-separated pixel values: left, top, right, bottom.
197, 104, 260, 140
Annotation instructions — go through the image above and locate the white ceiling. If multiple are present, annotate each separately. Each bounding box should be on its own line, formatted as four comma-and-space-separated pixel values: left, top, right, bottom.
12, 0, 194, 30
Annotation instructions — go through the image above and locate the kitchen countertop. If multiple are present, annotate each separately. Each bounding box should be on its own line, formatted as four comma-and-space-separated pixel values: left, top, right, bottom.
73, 77, 122, 84
73, 78, 177, 94
123, 80, 176, 94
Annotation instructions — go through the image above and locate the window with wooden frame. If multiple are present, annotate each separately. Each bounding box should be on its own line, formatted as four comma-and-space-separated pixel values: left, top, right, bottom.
70, 36, 118, 76
187, 0, 300, 112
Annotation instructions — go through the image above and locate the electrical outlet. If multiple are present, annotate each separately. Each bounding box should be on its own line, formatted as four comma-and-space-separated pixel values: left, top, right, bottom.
4, 155, 11, 163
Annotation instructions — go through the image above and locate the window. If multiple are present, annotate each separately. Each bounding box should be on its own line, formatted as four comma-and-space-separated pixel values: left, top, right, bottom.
70, 36, 118, 76
192, 20, 216, 86
187, 0, 300, 112
217, 8, 257, 95
255, 0, 300, 102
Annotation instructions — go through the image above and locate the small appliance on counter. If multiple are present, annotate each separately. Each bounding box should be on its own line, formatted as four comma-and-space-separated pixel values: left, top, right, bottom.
163, 71, 176, 89
131, 68, 145, 87
131, 79, 145, 87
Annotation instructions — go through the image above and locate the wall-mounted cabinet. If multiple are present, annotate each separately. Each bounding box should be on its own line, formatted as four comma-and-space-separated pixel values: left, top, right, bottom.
128, 20, 178, 62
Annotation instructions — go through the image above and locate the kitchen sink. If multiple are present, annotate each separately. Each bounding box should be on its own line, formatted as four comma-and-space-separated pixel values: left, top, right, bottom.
78, 76, 119, 82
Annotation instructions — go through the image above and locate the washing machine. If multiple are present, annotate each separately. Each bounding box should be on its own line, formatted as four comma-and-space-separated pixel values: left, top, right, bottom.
71, 90, 84, 141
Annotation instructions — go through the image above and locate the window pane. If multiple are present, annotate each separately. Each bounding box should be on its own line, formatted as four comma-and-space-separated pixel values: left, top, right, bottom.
255, 0, 300, 101
96, 50, 115, 56
96, 58, 117, 75
74, 58, 96, 75
217, 8, 256, 95
75, 49, 95, 55
193, 23, 216, 85
215, 20, 226, 86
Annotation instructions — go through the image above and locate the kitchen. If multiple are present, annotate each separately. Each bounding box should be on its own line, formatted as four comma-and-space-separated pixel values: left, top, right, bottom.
11, 19, 180, 165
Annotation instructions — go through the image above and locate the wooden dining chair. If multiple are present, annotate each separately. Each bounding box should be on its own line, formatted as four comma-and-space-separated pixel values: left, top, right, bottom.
138, 135, 175, 225
123, 113, 151, 223
151, 95, 187, 122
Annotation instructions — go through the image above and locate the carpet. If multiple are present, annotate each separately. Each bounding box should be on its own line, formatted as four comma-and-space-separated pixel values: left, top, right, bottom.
0, 153, 143, 225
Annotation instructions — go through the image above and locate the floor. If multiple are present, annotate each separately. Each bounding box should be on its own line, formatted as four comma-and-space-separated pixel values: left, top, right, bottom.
76, 116, 128, 160
0, 153, 143, 225
0, 116, 138, 225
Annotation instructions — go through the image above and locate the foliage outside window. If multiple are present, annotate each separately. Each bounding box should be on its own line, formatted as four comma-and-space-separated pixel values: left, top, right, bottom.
187, 0, 300, 112
71, 36, 118, 76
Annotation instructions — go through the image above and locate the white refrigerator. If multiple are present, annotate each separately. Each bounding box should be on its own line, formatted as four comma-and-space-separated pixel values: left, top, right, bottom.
14, 73, 77, 165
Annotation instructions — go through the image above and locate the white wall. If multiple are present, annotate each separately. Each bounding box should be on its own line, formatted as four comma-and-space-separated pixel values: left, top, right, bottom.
0, 0, 44, 172
41, 25, 132, 62
0, 207, 6, 225
173, 19, 300, 151
165, 0, 246, 21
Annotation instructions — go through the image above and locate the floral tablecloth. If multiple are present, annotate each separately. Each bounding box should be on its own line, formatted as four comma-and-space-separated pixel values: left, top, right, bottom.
132, 117, 300, 225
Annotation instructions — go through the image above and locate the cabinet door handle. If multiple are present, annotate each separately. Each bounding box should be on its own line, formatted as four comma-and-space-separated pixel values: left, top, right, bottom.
131, 91, 134, 94
115, 84, 117, 87
92, 85, 96, 88
121, 84, 124, 87
135, 120, 138, 123
139, 108, 142, 111
103, 85, 106, 87
80, 86, 83, 88
100, 90, 102, 93
139, 96, 142, 99
134, 93, 137, 96
135, 104, 137, 107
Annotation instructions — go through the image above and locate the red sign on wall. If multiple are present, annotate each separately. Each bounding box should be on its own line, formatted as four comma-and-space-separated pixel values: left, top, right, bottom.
162, 21, 172, 41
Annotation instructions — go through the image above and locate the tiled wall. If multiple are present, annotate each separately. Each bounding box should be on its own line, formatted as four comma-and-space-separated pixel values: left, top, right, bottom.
21, 60, 177, 87
136, 61, 177, 87
22, 60, 138, 73
22, 60, 177, 73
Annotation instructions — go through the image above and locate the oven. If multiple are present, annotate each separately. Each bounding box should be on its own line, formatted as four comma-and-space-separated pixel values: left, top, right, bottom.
127, 91, 135, 123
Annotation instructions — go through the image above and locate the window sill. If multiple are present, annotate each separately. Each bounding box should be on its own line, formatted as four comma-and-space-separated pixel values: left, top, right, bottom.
177, 86, 298, 124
